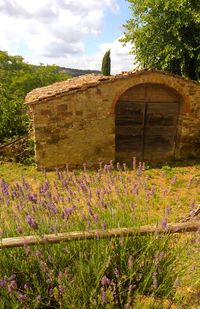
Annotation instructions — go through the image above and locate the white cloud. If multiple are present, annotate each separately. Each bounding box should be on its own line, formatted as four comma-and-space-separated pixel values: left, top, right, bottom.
0, 0, 134, 73
43, 40, 85, 58
0, 0, 31, 18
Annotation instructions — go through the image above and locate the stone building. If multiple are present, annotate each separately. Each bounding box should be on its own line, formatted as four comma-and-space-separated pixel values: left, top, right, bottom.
25, 69, 200, 169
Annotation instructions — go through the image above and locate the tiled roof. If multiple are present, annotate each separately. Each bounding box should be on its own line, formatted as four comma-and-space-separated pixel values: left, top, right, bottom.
25, 69, 197, 105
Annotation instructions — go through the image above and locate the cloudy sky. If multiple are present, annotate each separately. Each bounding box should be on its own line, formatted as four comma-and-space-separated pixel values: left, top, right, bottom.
0, 0, 135, 74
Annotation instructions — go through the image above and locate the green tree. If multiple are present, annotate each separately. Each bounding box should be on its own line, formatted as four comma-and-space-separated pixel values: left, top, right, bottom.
121, 0, 200, 81
0, 51, 70, 141
101, 50, 111, 75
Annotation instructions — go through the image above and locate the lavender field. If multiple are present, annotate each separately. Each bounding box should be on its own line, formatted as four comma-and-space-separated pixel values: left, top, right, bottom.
0, 161, 200, 308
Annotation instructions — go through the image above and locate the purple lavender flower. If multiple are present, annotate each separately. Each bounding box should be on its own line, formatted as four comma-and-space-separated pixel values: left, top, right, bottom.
93, 214, 98, 223
132, 157, 136, 170
96, 188, 101, 198
56, 170, 63, 181
161, 217, 168, 229
1, 179, 9, 197
186, 176, 194, 189
101, 202, 108, 209
116, 162, 121, 170
79, 183, 88, 193
58, 285, 65, 293
196, 290, 200, 300
63, 205, 75, 220
8, 280, 17, 292
113, 268, 119, 277
39, 180, 50, 193
128, 284, 136, 292
102, 222, 107, 230
28, 193, 37, 204
191, 264, 196, 271
26, 215, 38, 230
136, 162, 143, 176
152, 272, 158, 289
48, 255, 52, 262
190, 199, 195, 212
123, 163, 127, 171
165, 205, 171, 216
101, 276, 110, 286
46, 202, 58, 214
88, 206, 94, 217
24, 283, 29, 290
35, 250, 42, 258
101, 288, 107, 304
103, 164, 108, 172
8, 274, 16, 281
154, 251, 165, 266
16, 291, 27, 302
171, 175, 177, 185
99, 161, 103, 171
128, 255, 133, 269
132, 184, 139, 195
83, 162, 87, 171
11, 190, 20, 199
110, 160, 114, 169
57, 271, 63, 281
21, 176, 30, 190
0, 278, 7, 287
65, 163, 69, 172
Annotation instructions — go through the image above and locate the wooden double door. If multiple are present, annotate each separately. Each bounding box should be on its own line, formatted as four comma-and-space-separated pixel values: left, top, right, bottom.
115, 84, 180, 162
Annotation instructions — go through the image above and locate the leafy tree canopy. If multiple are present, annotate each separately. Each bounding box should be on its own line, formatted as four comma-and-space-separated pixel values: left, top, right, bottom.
0, 50, 70, 141
121, 0, 200, 81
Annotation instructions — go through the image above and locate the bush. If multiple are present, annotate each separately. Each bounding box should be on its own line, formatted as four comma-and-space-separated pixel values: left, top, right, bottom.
0, 50, 69, 142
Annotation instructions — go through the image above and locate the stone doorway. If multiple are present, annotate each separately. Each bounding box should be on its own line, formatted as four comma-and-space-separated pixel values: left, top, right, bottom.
115, 83, 180, 163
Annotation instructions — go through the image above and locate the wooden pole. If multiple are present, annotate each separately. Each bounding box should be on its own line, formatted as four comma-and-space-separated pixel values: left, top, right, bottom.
1, 221, 199, 249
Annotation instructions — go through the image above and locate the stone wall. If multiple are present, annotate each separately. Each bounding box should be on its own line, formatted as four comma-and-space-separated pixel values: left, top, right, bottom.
28, 71, 200, 169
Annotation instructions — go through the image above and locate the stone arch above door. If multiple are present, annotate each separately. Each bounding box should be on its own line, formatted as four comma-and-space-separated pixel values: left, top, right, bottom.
111, 73, 191, 116
115, 83, 181, 163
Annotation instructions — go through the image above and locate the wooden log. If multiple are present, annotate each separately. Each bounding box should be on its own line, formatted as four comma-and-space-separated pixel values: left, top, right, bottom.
1, 221, 200, 249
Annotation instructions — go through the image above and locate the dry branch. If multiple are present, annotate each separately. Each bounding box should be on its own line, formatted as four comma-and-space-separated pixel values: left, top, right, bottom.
0, 135, 28, 150
179, 205, 200, 223
1, 221, 200, 249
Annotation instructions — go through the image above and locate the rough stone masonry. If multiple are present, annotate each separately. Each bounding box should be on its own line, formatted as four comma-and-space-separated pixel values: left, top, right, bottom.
25, 69, 200, 170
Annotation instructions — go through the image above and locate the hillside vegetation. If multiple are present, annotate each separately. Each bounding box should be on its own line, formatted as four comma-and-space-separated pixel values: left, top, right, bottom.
0, 50, 70, 142
61, 67, 101, 77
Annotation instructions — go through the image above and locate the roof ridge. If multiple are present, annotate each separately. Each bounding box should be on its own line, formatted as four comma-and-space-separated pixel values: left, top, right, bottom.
25, 69, 199, 105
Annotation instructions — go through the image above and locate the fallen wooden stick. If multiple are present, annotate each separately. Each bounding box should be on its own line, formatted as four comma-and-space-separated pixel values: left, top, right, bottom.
179, 205, 200, 223
0, 135, 28, 150
1, 221, 200, 249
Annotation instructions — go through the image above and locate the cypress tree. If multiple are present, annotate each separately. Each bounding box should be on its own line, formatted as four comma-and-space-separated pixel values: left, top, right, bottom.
101, 50, 111, 75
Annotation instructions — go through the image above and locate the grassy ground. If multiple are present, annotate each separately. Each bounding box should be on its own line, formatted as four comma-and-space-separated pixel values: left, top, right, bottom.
0, 161, 199, 308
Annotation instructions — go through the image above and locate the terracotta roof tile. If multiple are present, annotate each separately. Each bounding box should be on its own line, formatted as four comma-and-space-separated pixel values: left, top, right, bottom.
25, 69, 198, 105
25, 74, 112, 104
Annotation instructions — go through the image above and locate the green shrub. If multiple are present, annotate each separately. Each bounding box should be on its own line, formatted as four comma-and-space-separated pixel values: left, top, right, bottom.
0, 50, 69, 142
